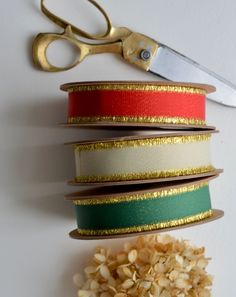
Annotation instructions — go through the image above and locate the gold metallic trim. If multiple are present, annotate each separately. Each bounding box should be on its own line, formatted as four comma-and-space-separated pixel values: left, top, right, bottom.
76, 210, 213, 235
68, 116, 206, 126
74, 134, 211, 151
75, 166, 215, 183
73, 182, 208, 205
65, 84, 206, 94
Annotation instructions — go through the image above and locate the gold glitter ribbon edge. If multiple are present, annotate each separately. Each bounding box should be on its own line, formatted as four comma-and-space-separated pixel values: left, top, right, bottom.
75, 166, 215, 183
73, 182, 208, 205
65, 84, 206, 94
76, 210, 213, 236
68, 116, 206, 126
74, 134, 211, 151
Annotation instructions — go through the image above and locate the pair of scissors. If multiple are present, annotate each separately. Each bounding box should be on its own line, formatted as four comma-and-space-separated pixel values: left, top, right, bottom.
33, 0, 236, 107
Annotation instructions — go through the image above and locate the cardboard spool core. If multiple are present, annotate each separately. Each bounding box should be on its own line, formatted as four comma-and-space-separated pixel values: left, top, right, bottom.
61, 81, 215, 129
66, 129, 218, 146
60, 122, 216, 130
68, 169, 223, 187
66, 174, 220, 200
67, 175, 223, 240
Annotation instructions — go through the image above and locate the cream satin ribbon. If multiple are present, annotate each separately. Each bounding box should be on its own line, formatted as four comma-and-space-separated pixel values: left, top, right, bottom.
72, 133, 214, 183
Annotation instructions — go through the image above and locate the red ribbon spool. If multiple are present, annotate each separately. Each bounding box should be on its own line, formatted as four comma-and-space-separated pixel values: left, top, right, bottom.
61, 81, 215, 129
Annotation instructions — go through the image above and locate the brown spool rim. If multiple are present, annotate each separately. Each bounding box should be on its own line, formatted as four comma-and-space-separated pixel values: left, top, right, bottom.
60, 123, 216, 130
67, 169, 223, 187
64, 129, 218, 146
65, 174, 219, 201
69, 209, 224, 240
60, 80, 215, 94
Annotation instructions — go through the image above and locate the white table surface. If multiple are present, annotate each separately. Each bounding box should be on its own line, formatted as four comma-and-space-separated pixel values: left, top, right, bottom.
1, 0, 235, 296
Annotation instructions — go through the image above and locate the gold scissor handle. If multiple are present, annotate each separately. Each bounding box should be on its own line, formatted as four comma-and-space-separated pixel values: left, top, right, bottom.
32, 25, 123, 72
33, 0, 159, 72
32, 0, 131, 71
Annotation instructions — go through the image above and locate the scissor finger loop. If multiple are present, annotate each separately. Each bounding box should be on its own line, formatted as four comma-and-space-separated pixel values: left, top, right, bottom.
32, 26, 87, 72
32, 25, 123, 72
40, 0, 117, 40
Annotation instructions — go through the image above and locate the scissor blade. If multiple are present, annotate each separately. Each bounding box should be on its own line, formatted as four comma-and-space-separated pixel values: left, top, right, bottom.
149, 44, 236, 107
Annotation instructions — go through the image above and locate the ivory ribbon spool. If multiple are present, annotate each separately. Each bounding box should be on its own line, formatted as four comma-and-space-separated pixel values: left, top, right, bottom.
67, 176, 224, 239
61, 81, 215, 129
69, 131, 217, 185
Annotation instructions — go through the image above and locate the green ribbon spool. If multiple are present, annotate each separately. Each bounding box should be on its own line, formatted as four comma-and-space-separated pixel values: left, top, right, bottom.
72, 182, 212, 236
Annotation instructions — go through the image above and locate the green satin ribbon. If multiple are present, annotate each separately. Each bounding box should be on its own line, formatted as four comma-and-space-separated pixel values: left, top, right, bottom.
73, 184, 212, 236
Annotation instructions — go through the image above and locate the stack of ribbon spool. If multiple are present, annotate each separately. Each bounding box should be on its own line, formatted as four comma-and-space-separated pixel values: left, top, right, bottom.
62, 81, 224, 239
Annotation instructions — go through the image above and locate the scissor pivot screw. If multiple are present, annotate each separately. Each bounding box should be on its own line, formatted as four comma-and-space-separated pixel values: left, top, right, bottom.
140, 49, 151, 61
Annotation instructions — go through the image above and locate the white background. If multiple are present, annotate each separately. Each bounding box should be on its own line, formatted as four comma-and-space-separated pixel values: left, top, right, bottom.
0, 0, 235, 296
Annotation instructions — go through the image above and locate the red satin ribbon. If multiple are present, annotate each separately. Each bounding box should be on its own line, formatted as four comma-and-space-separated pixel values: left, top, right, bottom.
62, 83, 210, 126
69, 90, 204, 117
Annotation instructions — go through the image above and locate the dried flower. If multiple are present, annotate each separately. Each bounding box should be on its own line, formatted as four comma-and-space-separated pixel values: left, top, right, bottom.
74, 234, 213, 297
